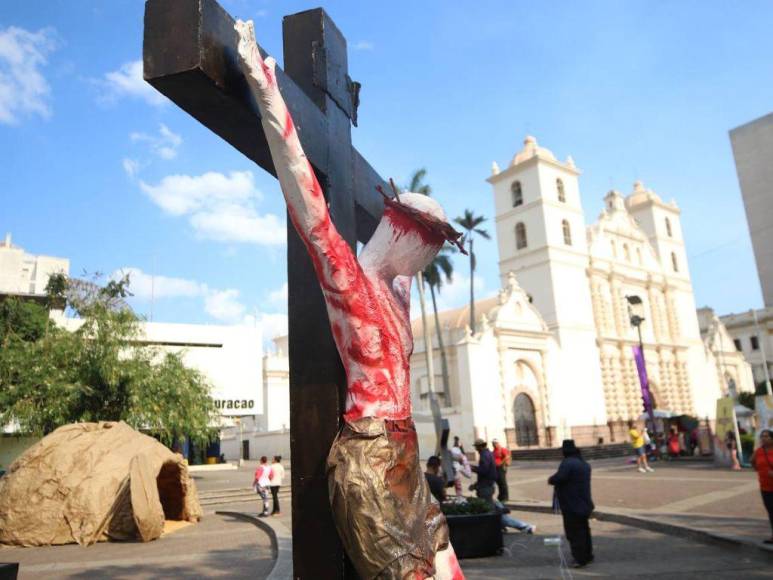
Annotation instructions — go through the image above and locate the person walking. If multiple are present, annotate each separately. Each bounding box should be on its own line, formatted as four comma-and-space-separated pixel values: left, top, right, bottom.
424, 456, 447, 503
726, 431, 742, 471
253, 456, 272, 518
548, 440, 595, 568
628, 420, 654, 473
269, 455, 285, 516
667, 429, 681, 459
751, 429, 773, 544
452, 436, 466, 456
451, 446, 472, 498
471, 438, 497, 504
492, 439, 510, 502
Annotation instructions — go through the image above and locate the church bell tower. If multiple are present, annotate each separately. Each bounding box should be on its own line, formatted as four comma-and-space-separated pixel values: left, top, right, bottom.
487, 136, 608, 435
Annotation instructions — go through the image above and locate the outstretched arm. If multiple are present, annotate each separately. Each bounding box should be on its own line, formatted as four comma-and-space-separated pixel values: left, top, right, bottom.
235, 20, 357, 291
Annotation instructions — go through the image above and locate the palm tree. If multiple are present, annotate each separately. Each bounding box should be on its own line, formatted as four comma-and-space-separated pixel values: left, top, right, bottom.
454, 210, 490, 334
423, 247, 455, 405
403, 169, 437, 407
406, 168, 431, 196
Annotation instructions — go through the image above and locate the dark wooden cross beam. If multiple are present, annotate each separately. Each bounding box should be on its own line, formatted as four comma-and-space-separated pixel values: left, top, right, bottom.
144, 1, 388, 577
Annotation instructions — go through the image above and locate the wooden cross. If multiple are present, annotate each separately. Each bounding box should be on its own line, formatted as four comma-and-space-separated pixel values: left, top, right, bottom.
143, 1, 388, 577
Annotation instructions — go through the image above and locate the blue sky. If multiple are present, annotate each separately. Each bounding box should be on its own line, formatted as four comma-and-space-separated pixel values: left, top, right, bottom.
2, 1, 771, 343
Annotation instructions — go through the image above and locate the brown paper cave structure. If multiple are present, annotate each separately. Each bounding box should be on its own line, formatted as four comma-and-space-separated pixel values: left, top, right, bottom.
0, 421, 202, 547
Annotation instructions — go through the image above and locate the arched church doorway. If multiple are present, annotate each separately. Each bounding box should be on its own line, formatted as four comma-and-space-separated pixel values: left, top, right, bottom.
514, 393, 538, 447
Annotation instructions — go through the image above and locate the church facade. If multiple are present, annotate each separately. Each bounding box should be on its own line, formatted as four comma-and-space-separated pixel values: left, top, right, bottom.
409, 137, 754, 450
253, 136, 754, 453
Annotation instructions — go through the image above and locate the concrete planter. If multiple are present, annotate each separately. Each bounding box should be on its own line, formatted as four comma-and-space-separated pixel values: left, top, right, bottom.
445, 512, 503, 558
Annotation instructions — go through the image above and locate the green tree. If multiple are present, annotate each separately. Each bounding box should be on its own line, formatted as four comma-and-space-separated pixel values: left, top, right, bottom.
423, 247, 455, 404
454, 209, 490, 333
0, 275, 218, 447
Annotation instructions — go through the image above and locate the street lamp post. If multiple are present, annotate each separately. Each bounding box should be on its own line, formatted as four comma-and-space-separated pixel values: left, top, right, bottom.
626, 295, 658, 437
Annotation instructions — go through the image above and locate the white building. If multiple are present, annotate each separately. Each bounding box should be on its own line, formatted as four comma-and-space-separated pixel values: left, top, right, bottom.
729, 113, 773, 308
720, 307, 773, 391
53, 316, 264, 418
0, 233, 69, 297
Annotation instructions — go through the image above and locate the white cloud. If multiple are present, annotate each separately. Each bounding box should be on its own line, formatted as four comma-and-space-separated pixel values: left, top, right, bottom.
122, 157, 141, 178
259, 312, 288, 340
255, 9, 268, 17
352, 41, 374, 51
0, 26, 57, 125
131, 123, 182, 160
101, 59, 167, 107
205, 289, 246, 323
112, 267, 286, 346
113, 267, 207, 300
267, 282, 288, 309
139, 170, 286, 246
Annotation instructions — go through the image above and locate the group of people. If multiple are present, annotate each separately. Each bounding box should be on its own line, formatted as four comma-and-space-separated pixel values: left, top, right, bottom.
252, 455, 285, 518
424, 436, 595, 569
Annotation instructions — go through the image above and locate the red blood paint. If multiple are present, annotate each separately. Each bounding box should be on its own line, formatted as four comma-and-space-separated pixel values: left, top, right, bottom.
385, 207, 445, 248
261, 60, 275, 87
282, 108, 294, 140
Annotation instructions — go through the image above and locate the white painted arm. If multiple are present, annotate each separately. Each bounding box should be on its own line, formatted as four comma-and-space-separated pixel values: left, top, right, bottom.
235, 20, 356, 290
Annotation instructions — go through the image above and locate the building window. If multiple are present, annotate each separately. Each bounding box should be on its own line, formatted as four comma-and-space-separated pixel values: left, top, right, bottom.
516, 222, 528, 249
671, 251, 679, 272
733, 338, 742, 352
611, 240, 617, 258
557, 178, 566, 203
623, 243, 630, 262
511, 181, 523, 207
751, 336, 760, 350
562, 219, 572, 245
636, 247, 642, 265
665, 217, 673, 237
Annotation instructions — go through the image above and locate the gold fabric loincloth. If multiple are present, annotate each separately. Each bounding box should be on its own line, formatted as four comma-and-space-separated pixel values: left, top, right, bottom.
327, 416, 449, 580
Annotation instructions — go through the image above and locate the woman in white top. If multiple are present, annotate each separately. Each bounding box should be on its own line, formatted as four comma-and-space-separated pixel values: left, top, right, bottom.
270, 456, 285, 516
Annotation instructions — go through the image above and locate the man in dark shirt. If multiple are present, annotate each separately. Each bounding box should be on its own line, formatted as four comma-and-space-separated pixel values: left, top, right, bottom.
548, 439, 595, 568
424, 456, 446, 503
471, 438, 498, 504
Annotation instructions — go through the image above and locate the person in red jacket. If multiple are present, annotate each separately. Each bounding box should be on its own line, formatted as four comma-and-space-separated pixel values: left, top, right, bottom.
492, 439, 511, 501
752, 429, 773, 544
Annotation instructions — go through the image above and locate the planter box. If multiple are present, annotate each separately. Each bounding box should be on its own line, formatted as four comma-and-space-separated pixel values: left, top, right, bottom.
445, 512, 503, 559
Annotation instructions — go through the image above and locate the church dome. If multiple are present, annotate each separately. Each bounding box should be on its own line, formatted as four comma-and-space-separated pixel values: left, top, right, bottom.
511, 135, 557, 166
626, 180, 663, 207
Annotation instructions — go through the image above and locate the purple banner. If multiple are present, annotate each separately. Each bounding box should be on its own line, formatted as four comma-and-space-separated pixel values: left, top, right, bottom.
632, 345, 655, 422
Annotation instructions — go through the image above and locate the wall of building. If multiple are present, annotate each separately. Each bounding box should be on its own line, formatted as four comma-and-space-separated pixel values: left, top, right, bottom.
0, 233, 69, 295
730, 113, 773, 308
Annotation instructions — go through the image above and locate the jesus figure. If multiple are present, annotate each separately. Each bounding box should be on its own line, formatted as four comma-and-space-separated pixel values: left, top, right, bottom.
236, 20, 465, 579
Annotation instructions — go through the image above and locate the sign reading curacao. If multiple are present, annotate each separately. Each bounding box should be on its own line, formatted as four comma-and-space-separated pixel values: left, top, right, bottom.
213, 399, 256, 410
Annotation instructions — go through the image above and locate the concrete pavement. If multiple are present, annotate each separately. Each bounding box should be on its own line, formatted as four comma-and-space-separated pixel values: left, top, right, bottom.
460, 509, 773, 579
0, 512, 274, 580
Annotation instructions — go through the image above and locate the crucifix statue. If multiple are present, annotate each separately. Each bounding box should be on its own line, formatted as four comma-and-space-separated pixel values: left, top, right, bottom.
144, 1, 463, 578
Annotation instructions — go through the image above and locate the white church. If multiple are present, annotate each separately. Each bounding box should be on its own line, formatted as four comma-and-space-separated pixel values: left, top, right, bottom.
257, 136, 754, 454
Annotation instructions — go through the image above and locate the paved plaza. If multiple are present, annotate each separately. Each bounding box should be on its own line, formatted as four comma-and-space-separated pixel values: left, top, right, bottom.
2, 456, 771, 579
0, 512, 274, 580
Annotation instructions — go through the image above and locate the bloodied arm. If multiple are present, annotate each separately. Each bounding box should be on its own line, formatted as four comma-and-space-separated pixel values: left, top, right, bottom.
235, 20, 357, 290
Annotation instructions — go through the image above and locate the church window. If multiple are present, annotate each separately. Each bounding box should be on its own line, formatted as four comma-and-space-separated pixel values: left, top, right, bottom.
515, 222, 528, 249
671, 251, 679, 272
665, 217, 673, 237
623, 243, 630, 261
511, 181, 523, 207
751, 336, 760, 350
733, 338, 742, 352
557, 178, 566, 203
611, 240, 617, 258
636, 248, 642, 265
562, 219, 572, 245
